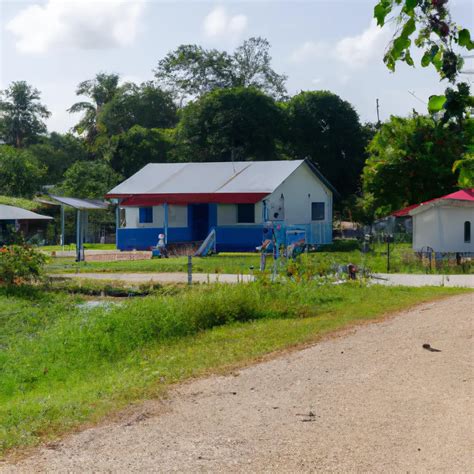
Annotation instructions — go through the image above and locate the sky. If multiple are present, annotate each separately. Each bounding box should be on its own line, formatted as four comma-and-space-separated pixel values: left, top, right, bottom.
1, 0, 473, 133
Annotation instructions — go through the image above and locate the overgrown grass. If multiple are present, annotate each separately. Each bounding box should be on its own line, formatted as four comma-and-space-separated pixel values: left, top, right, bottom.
0, 195, 42, 211
46, 242, 473, 275
40, 243, 116, 252
0, 282, 469, 456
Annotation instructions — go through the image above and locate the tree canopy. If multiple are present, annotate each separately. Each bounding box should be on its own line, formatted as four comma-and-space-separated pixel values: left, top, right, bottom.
0, 81, 50, 148
284, 91, 366, 196
362, 114, 471, 217
0, 146, 45, 198
176, 87, 284, 162
154, 37, 287, 102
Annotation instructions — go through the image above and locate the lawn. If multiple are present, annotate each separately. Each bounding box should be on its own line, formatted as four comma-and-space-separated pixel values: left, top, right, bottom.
0, 281, 469, 456
45, 241, 473, 275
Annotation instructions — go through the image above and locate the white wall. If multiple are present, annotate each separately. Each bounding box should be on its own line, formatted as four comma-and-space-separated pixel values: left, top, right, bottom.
413, 205, 474, 252
121, 205, 187, 228
268, 162, 332, 226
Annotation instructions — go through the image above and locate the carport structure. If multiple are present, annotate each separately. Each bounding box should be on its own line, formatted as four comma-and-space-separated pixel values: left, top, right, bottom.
43, 195, 109, 261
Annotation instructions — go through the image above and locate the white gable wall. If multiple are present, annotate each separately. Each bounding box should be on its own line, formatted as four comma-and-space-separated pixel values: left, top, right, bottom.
413, 205, 474, 252
268, 162, 332, 225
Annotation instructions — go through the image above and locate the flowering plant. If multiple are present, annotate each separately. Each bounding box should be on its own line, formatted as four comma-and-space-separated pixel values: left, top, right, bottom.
0, 245, 47, 286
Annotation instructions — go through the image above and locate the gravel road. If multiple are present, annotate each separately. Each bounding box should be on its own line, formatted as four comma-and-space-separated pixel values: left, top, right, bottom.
3, 293, 473, 473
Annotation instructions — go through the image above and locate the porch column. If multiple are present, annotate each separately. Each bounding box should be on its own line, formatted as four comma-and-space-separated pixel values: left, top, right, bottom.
60, 205, 65, 247
164, 203, 169, 244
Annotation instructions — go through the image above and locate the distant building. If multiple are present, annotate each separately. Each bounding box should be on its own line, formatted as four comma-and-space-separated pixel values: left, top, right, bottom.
406, 189, 474, 253
106, 160, 337, 252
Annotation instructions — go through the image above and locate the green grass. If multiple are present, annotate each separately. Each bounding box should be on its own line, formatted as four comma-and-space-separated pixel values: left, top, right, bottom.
39, 243, 117, 252
0, 195, 42, 211
0, 282, 469, 456
46, 242, 473, 275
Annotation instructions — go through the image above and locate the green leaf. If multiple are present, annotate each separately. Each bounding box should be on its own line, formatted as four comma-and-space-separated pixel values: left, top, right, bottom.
404, 0, 418, 12
402, 18, 416, 38
421, 52, 431, 67
374, 2, 391, 26
428, 95, 446, 114
458, 29, 474, 50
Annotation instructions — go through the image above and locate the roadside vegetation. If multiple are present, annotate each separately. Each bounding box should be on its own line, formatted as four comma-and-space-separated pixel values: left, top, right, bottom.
45, 242, 474, 275
0, 281, 469, 456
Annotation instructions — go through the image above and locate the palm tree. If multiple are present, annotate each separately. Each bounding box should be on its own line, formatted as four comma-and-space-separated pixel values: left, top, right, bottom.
68, 73, 120, 143
0, 81, 50, 148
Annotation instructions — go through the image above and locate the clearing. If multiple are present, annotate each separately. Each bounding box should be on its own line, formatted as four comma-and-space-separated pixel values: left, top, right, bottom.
3, 293, 472, 472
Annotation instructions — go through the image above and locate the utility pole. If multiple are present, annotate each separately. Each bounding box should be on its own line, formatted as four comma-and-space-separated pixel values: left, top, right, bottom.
376, 98, 381, 127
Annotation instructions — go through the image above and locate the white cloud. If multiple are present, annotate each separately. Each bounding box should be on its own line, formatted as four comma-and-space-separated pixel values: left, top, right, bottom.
335, 21, 391, 68
291, 21, 391, 68
291, 41, 328, 63
6, 0, 146, 54
203, 6, 247, 38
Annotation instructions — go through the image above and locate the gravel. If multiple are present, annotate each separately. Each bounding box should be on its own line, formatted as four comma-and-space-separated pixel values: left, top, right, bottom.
3, 293, 473, 473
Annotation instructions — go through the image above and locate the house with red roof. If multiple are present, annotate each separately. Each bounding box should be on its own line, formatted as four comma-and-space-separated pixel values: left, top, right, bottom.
403, 189, 474, 253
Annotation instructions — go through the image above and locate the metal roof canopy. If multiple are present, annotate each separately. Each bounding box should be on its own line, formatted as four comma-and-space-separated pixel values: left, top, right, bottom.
45, 195, 109, 262
48, 195, 109, 210
0, 204, 53, 221
107, 159, 338, 199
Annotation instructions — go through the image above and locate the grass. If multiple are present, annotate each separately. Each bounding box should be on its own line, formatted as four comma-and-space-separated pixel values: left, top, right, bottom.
40, 243, 116, 252
0, 281, 469, 456
45, 242, 473, 275
0, 195, 43, 212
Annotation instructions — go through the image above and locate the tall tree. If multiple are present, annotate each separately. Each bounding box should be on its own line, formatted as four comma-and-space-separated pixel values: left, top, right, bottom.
154, 37, 287, 102
284, 91, 366, 197
98, 82, 178, 136
362, 114, 471, 217
0, 146, 45, 197
28, 132, 88, 185
177, 87, 284, 162
0, 81, 50, 148
58, 161, 121, 199
68, 73, 120, 143
109, 126, 176, 177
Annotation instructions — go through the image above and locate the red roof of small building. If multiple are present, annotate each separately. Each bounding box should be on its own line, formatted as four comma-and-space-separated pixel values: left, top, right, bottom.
391, 188, 474, 217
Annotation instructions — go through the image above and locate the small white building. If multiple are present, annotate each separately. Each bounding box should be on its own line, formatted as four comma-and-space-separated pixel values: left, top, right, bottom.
409, 189, 474, 253
106, 160, 337, 251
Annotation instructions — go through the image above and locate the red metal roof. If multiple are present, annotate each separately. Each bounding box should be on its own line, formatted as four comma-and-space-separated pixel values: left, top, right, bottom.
391, 188, 474, 217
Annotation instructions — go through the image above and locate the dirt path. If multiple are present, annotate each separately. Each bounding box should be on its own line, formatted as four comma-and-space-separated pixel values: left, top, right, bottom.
3, 294, 473, 473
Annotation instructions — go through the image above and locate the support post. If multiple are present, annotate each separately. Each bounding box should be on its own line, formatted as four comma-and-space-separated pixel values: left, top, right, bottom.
187, 255, 192, 285
60, 205, 65, 248
164, 203, 169, 244
76, 209, 81, 262
115, 204, 119, 249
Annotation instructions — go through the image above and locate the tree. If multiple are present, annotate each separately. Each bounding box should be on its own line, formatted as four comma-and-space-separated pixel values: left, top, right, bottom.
0, 81, 50, 148
176, 87, 284, 162
28, 132, 89, 185
0, 146, 45, 197
58, 161, 121, 199
109, 126, 176, 177
68, 73, 120, 143
98, 82, 178, 136
374, 0, 474, 189
284, 91, 366, 197
154, 37, 287, 102
374, 0, 473, 121
362, 114, 472, 217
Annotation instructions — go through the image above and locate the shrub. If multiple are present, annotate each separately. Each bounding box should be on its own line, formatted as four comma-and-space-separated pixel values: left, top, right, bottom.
0, 245, 47, 286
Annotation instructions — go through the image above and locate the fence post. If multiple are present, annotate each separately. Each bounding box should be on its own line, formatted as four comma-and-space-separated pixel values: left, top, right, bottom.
187, 255, 192, 286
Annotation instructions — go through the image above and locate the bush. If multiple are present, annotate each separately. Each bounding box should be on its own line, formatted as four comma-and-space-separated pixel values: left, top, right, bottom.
0, 245, 47, 286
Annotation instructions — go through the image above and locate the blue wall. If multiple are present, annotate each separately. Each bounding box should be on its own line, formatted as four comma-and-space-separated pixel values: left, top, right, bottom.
117, 224, 263, 251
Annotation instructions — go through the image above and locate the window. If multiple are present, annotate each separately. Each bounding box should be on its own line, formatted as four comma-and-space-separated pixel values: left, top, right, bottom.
311, 202, 325, 221
464, 221, 471, 243
237, 204, 255, 223
139, 207, 153, 224
119, 208, 126, 228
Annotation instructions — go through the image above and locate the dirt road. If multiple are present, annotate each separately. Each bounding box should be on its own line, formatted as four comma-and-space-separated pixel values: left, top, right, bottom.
3, 293, 473, 473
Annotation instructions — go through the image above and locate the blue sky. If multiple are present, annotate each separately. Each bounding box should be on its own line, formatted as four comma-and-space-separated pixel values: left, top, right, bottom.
1, 0, 473, 133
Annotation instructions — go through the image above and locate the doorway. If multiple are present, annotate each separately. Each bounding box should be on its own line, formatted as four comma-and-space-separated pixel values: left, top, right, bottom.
190, 204, 209, 241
